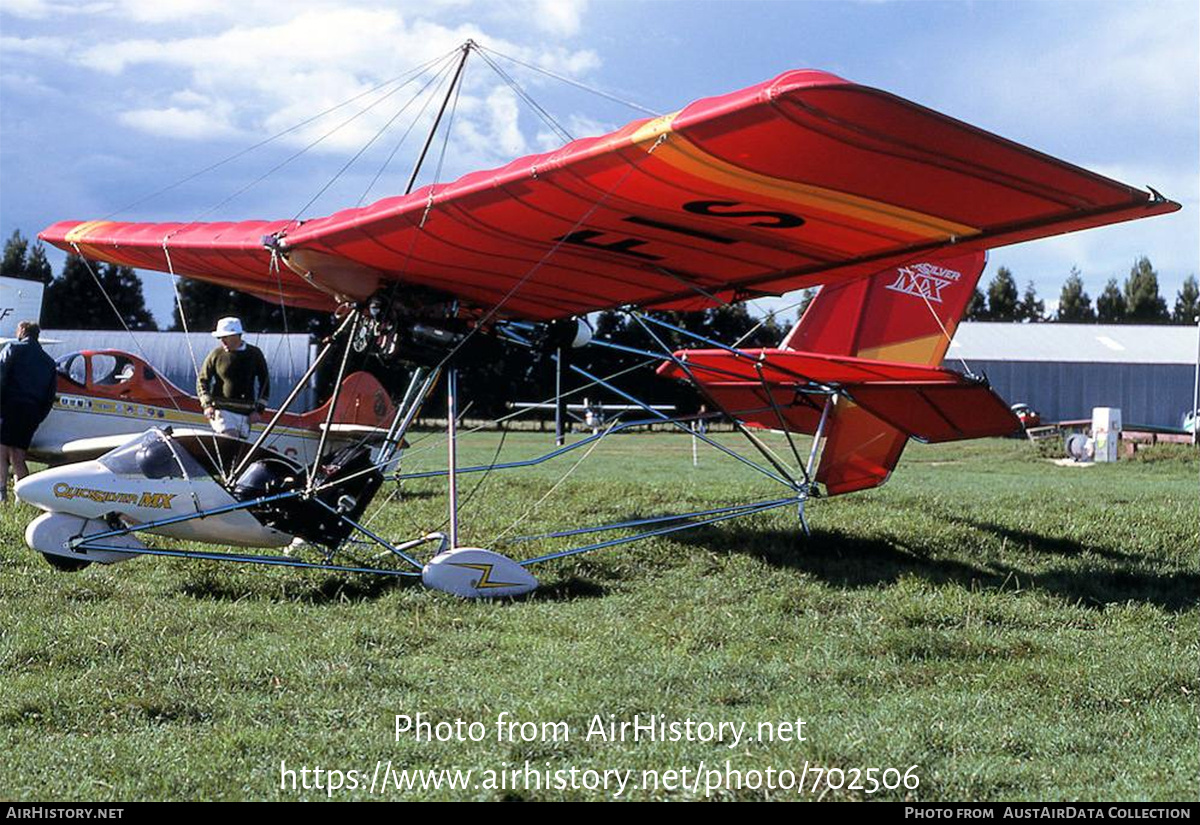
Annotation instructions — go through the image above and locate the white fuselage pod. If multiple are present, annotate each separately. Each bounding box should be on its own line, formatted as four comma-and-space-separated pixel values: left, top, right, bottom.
17, 460, 292, 548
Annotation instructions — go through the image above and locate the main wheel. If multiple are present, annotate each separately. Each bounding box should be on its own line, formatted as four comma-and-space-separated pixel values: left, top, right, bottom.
41, 552, 92, 572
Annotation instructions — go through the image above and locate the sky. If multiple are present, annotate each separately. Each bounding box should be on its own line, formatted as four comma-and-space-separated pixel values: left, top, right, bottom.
1, 0, 1197, 328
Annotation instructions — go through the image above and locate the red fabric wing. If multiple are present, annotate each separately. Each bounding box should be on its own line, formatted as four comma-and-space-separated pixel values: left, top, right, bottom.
42, 70, 1177, 320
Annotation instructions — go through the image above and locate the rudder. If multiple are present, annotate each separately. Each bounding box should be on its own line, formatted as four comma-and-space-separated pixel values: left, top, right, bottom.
785, 251, 988, 494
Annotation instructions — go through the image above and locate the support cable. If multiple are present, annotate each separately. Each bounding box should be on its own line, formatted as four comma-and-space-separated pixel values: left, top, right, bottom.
71, 243, 227, 479
755, 361, 813, 487
99, 49, 458, 222
477, 44, 662, 117
474, 48, 573, 143
627, 311, 801, 488
490, 413, 624, 545
289, 54, 461, 226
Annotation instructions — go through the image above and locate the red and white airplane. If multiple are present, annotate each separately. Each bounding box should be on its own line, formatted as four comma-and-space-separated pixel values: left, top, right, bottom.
33, 348, 396, 467
20, 59, 1179, 595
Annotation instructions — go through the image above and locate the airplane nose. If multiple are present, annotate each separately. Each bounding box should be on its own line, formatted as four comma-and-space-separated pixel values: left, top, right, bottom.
15, 463, 108, 513
14, 471, 56, 510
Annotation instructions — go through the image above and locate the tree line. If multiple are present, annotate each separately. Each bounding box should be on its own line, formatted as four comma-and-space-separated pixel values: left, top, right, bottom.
0, 230, 786, 415
966, 258, 1199, 324
8, 229, 1197, 333
4, 228, 1198, 416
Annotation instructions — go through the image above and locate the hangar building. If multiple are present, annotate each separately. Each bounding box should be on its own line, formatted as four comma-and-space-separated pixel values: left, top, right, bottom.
945, 323, 1199, 428
43, 330, 317, 410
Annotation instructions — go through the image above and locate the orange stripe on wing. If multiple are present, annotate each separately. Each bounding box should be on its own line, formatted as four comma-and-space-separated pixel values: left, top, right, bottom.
629, 117, 979, 242
62, 221, 126, 264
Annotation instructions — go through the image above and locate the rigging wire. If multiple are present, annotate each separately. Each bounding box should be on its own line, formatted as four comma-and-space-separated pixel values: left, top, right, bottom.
489, 413, 624, 546
423, 54, 467, 204
474, 46, 732, 311
474, 48, 574, 144
159, 52, 460, 243
289, 55, 461, 225
476, 44, 662, 117
430, 425, 508, 539
319, 353, 663, 501
356, 61, 457, 206
919, 285, 976, 375
70, 244, 227, 478
396, 355, 659, 460
328, 53, 469, 464
101, 49, 457, 223
265, 251, 295, 444
420, 132, 672, 379
162, 243, 229, 478
731, 291, 817, 348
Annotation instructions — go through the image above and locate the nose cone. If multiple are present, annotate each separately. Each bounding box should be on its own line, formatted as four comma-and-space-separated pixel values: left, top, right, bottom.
15, 462, 114, 515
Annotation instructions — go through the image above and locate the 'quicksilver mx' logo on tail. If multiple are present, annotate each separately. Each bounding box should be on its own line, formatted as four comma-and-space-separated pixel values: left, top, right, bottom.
884, 262, 962, 303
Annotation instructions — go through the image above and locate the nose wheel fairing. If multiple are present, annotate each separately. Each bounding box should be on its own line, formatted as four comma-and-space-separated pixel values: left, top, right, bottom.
26, 512, 147, 566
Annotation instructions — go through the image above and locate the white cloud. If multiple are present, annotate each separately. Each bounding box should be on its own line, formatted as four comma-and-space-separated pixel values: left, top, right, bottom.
57, 5, 599, 162
0, 34, 71, 59
961, 3, 1198, 138
483, 86, 526, 156
108, 0, 242, 24
0, 0, 107, 19
530, 0, 588, 37
118, 106, 241, 140
0, 70, 61, 98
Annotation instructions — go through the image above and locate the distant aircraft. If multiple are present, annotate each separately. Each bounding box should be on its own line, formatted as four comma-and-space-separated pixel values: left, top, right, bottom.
509, 399, 676, 434
0, 275, 58, 347
32, 348, 396, 466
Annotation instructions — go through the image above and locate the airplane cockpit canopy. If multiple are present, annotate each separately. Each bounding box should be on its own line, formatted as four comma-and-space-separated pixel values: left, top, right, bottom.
55, 351, 158, 391
56, 352, 87, 387
97, 429, 207, 481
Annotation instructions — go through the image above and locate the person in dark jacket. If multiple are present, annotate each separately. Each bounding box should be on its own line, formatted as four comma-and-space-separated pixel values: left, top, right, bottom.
0, 321, 58, 502
197, 316, 270, 439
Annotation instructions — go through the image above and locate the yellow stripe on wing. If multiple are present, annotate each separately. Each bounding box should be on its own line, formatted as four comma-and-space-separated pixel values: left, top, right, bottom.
63, 221, 125, 262
629, 111, 979, 242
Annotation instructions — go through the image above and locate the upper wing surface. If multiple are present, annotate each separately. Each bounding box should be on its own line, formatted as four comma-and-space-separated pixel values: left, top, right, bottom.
42, 69, 1178, 319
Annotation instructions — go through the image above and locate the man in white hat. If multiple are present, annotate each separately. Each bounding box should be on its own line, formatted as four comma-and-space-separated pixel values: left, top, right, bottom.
197, 317, 271, 439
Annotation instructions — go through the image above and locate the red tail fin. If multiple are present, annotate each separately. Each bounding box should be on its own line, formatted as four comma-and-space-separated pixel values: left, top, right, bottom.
658, 251, 1006, 495
787, 251, 988, 493
299, 372, 395, 430
783, 251, 984, 361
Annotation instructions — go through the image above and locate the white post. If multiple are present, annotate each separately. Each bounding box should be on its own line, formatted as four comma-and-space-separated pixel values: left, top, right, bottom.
555, 348, 565, 447
1192, 313, 1199, 446
447, 368, 459, 548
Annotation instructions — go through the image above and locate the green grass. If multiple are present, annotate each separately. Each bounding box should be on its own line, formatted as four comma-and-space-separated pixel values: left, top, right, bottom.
1, 431, 1196, 801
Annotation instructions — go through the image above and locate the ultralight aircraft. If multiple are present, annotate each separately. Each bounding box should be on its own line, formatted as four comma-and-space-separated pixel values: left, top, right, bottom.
20, 43, 1180, 597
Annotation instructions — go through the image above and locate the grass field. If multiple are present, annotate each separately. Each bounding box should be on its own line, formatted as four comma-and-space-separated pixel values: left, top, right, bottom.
1, 429, 1196, 801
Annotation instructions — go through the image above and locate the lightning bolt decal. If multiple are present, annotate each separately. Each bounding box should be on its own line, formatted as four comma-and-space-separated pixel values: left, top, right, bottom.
448, 562, 521, 590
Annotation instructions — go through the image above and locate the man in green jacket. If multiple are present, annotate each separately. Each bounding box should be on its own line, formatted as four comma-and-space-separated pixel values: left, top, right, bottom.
197, 317, 270, 439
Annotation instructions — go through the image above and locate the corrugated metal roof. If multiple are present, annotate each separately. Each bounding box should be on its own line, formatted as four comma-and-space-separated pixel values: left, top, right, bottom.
948, 322, 1200, 364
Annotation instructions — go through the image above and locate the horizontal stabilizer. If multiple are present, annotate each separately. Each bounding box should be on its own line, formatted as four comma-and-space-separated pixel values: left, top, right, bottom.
659, 349, 1019, 443
838, 382, 1018, 442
